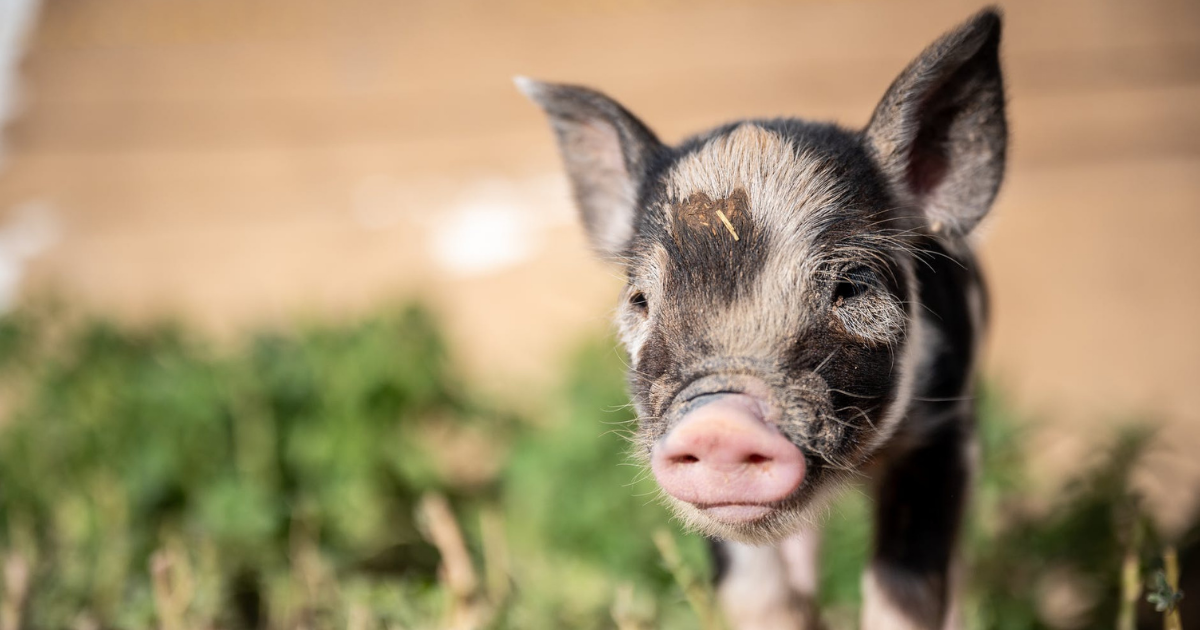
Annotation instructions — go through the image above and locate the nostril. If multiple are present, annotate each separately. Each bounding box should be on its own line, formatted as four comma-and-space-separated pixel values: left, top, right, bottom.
669, 453, 773, 466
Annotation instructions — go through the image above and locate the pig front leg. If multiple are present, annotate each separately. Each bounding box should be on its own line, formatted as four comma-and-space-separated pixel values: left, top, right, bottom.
862, 420, 972, 630
713, 528, 823, 629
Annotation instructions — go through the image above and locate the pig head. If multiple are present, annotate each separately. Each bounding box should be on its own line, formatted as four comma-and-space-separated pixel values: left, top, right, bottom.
519, 9, 1003, 539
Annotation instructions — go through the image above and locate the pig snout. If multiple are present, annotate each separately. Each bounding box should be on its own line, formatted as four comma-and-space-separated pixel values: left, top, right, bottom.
650, 392, 805, 520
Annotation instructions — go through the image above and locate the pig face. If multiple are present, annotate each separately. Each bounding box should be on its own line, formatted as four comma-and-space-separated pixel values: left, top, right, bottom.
611, 122, 924, 542
520, 8, 1005, 543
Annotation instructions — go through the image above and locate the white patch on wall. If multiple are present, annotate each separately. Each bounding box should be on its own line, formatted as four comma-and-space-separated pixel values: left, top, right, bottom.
0, 201, 59, 310
0, 0, 41, 166
430, 175, 573, 277
0, 1, 50, 312
431, 198, 532, 277
349, 172, 573, 278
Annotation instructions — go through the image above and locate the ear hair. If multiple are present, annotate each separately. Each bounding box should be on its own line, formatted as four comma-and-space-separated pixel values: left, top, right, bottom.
516, 77, 664, 259
864, 7, 1007, 237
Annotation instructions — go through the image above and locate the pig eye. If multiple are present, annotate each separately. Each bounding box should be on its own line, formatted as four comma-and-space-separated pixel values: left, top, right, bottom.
629, 291, 649, 314
832, 267, 874, 305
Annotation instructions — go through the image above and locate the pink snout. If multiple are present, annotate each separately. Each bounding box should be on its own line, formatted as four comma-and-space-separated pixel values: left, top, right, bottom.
650, 393, 806, 515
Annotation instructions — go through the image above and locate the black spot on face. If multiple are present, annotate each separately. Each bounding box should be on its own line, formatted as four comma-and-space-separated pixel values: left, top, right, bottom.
661, 189, 769, 305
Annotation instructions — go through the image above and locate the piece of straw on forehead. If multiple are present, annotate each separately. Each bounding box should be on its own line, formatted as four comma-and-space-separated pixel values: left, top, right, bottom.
715, 209, 739, 241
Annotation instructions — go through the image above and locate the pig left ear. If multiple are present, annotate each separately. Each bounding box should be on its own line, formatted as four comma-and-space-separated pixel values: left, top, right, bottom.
516, 78, 664, 259
864, 8, 1007, 237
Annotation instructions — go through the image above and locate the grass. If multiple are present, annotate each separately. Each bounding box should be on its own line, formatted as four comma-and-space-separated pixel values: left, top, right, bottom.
0, 302, 1187, 629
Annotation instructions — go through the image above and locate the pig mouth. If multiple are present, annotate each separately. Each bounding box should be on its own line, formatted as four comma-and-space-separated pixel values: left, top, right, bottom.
668, 495, 816, 544
694, 502, 778, 524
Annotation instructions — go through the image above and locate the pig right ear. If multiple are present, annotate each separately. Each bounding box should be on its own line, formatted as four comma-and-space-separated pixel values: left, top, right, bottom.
516, 78, 664, 259
863, 8, 1007, 237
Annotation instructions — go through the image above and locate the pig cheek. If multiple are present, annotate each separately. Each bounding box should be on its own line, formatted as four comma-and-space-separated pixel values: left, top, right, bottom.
632, 381, 676, 447
615, 312, 659, 422
822, 340, 908, 461
782, 373, 850, 466
628, 334, 681, 448
634, 327, 679, 406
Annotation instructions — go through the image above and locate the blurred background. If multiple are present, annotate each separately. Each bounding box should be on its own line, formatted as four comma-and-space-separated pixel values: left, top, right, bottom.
0, 0, 1197, 628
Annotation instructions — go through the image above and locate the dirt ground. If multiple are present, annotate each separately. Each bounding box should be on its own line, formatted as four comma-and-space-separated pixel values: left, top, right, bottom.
0, 0, 1198, 531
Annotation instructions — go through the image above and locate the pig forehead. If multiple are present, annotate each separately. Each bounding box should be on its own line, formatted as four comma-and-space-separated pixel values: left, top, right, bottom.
662, 123, 852, 245
633, 124, 890, 358
637, 123, 862, 305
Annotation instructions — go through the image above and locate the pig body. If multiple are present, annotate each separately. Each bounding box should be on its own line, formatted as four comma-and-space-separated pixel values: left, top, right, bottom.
520, 8, 1005, 629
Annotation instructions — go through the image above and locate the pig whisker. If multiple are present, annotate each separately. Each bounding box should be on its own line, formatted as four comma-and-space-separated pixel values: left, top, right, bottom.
599, 428, 637, 443
807, 445, 853, 468
624, 473, 656, 490
826, 387, 873, 399
912, 395, 976, 403
598, 414, 639, 424
819, 412, 864, 431
600, 414, 638, 423
838, 483, 872, 504
888, 236, 968, 270
835, 405, 878, 429
899, 298, 942, 322
631, 464, 655, 480
636, 488, 666, 505
612, 347, 661, 382
812, 348, 839, 376
808, 448, 859, 473
820, 460, 861, 474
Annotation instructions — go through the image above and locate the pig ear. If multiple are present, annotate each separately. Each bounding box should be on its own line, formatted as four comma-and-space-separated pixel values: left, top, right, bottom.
516, 78, 664, 258
864, 8, 1007, 237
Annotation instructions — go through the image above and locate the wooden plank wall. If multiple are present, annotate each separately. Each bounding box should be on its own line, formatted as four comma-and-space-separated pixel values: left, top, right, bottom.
0, 0, 1198, 527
